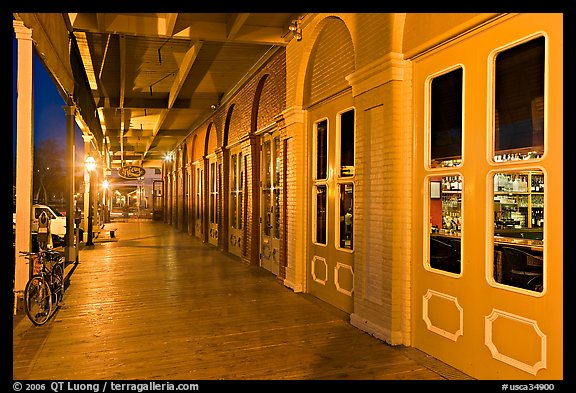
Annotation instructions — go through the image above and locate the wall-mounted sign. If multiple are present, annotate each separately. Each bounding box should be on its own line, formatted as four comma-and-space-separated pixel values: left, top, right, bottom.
118, 165, 146, 179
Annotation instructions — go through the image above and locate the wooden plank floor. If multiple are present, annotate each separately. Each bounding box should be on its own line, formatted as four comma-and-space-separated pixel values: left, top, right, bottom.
13, 219, 472, 380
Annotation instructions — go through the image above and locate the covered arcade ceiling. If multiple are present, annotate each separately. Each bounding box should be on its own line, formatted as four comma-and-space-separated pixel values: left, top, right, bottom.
14, 13, 304, 170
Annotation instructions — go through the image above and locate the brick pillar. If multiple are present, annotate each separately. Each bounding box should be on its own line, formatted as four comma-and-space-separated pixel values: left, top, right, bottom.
346, 53, 413, 346
278, 106, 306, 292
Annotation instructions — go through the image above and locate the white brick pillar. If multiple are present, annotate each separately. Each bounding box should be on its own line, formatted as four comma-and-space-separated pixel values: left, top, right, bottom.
13, 20, 34, 312
278, 106, 306, 292
345, 53, 414, 346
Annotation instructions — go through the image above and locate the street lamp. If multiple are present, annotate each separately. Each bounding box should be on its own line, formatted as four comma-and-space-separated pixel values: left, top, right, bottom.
85, 156, 96, 246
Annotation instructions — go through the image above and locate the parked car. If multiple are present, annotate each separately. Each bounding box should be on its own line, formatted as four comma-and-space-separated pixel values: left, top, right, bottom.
13, 204, 68, 247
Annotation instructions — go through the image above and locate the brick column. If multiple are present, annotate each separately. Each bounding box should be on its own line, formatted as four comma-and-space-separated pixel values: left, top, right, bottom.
278, 106, 306, 292
345, 53, 413, 346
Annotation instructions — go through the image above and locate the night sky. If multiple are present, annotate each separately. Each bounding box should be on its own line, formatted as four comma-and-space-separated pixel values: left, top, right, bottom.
12, 34, 85, 176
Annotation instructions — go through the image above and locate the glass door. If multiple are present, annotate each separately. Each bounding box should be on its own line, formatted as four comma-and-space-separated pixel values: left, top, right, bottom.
260, 132, 281, 275
193, 161, 203, 239
208, 155, 219, 246
229, 147, 244, 257
308, 93, 355, 314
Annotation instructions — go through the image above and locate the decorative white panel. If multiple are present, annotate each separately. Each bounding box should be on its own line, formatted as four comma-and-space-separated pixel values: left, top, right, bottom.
311, 256, 327, 285
485, 308, 547, 375
334, 262, 354, 296
422, 289, 463, 341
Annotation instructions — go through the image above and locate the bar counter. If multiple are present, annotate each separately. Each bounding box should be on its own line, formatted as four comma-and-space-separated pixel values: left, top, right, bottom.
430, 230, 543, 252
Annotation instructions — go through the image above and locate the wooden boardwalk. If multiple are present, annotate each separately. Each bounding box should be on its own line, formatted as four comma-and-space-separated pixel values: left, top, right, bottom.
13, 220, 472, 381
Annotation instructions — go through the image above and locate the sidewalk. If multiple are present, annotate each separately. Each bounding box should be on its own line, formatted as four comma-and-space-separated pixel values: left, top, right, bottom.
13, 219, 472, 380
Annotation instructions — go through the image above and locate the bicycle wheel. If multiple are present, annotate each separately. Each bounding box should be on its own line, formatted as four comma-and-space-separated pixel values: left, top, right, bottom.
24, 275, 52, 326
51, 262, 64, 304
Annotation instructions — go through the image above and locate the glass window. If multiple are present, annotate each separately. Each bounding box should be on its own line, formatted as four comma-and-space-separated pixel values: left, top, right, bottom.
492, 169, 544, 292
210, 162, 217, 224
195, 168, 202, 220
494, 37, 545, 162
316, 120, 328, 180
430, 68, 463, 168
315, 185, 327, 245
239, 153, 243, 230
263, 188, 271, 237
217, 164, 221, 223
263, 140, 271, 188
339, 183, 353, 249
230, 154, 238, 229
231, 192, 237, 229
339, 110, 355, 177
273, 136, 281, 188
428, 175, 462, 274
274, 189, 280, 239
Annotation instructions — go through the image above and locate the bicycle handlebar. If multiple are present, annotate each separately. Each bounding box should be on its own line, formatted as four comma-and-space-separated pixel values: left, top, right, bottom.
19, 249, 62, 258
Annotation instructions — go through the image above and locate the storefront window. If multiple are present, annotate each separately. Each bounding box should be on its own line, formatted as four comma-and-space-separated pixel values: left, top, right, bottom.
231, 154, 237, 229
196, 167, 201, 220
430, 67, 463, 168
315, 185, 327, 245
210, 162, 217, 224
428, 175, 462, 274
493, 36, 545, 162
263, 140, 271, 188
492, 169, 544, 292
274, 136, 281, 187
316, 120, 328, 180
339, 183, 353, 249
239, 154, 244, 229
339, 110, 354, 177
230, 153, 243, 230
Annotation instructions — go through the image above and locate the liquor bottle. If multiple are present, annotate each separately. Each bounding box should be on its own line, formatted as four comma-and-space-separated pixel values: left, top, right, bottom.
512, 176, 520, 192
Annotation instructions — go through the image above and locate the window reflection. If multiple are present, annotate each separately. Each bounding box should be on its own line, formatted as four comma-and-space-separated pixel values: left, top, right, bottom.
316, 120, 328, 180
340, 110, 354, 177
430, 68, 463, 168
494, 37, 545, 162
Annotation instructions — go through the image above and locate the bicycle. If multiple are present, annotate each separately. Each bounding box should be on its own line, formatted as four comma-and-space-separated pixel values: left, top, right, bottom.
19, 249, 65, 326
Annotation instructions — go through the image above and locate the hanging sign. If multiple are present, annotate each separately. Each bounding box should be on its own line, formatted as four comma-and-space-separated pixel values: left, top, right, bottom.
118, 165, 146, 179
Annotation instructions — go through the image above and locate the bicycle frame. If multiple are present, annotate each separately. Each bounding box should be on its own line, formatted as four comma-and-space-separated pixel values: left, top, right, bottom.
20, 249, 65, 325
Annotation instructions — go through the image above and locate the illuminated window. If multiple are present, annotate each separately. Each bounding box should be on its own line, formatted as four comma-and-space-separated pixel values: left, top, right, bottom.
428, 175, 462, 274
492, 169, 544, 292
338, 183, 353, 249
